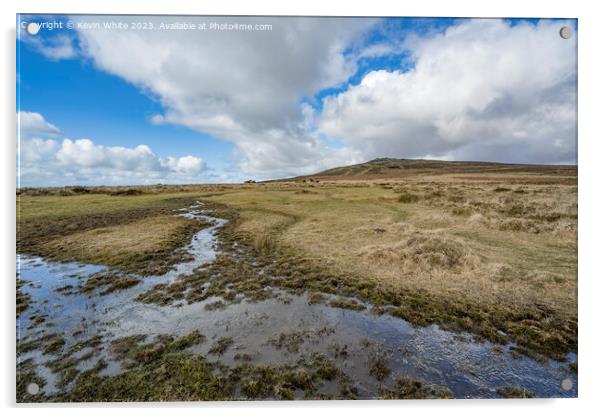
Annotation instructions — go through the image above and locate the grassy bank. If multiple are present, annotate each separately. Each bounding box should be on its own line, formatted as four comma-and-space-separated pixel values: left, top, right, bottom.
17, 167, 577, 361
17, 193, 205, 274
191, 172, 577, 360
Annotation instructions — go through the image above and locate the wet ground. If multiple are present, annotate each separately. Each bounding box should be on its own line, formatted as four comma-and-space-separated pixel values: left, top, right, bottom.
16, 202, 578, 400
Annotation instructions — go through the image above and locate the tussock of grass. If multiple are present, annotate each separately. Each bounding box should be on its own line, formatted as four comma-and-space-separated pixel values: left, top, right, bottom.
268, 328, 335, 354
361, 232, 479, 272
253, 233, 276, 256
307, 292, 325, 304
367, 352, 391, 381
47, 356, 78, 373
231, 353, 342, 400
268, 331, 307, 354
209, 337, 234, 355
496, 385, 534, 398
169, 330, 205, 351
66, 334, 103, 355
111, 331, 205, 366
62, 352, 230, 402
111, 335, 148, 359
398, 192, 420, 203
234, 353, 253, 362
110, 188, 145, 196
204, 300, 227, 311
328, 297, 366, 311
380, 378, 453, 399
54, 340, 346, 401
16, 279, 32, 317
43, 334, 66, 355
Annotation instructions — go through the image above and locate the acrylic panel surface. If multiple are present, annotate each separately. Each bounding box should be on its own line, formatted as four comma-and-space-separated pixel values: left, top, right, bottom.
16, 15, 577, 402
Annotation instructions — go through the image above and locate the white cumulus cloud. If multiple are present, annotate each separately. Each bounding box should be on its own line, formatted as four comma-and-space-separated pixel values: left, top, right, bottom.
161, 155, 204, 175
318, 19, 577, 164
24, 17, 578, 183
19, 111, 61, 136
22, 34, 77, 60
72, 16, 377, 178
17, 111, 205, 186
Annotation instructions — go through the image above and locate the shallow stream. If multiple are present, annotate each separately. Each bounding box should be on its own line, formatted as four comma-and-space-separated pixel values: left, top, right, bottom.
16, 202, 578, 399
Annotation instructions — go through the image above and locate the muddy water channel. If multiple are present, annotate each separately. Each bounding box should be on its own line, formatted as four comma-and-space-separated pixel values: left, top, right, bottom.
17, 202, 577, 400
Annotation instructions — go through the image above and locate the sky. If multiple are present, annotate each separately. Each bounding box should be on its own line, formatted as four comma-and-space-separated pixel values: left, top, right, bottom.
17, 15, 577, 187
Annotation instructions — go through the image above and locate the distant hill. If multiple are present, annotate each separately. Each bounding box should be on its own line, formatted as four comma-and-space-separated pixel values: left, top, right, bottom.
279, 158, 576, 182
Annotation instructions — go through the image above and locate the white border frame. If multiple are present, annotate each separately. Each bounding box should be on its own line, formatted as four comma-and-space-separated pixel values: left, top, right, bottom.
2, 1, 600, 415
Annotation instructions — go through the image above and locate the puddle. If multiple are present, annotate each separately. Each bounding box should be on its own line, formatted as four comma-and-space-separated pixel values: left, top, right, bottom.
16, 202, 578, 399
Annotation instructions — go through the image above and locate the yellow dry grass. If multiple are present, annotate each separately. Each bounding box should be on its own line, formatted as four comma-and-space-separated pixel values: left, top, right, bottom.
201, 172, 577, 319
41, 215, 196, 269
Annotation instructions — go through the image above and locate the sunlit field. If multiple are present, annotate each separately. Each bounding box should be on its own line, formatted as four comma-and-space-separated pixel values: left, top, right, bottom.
16, 160, 577, 401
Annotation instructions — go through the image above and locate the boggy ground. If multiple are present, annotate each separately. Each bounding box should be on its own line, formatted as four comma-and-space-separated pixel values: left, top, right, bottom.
18, 329, 452, 402
184, 168, 575, 362
17, 193, 206, 276
16, 164, 577, 400
17, 170, 577, 359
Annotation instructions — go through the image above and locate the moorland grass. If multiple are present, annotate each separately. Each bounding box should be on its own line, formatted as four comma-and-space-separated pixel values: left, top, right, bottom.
44, 333, 375, 402
17, 168, 577, 361
192, 173, 576, 360
17, 193, 206, 274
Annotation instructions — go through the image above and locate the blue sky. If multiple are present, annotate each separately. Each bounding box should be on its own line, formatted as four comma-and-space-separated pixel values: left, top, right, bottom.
17, 30, 237, 182
17, 16, 577, 187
